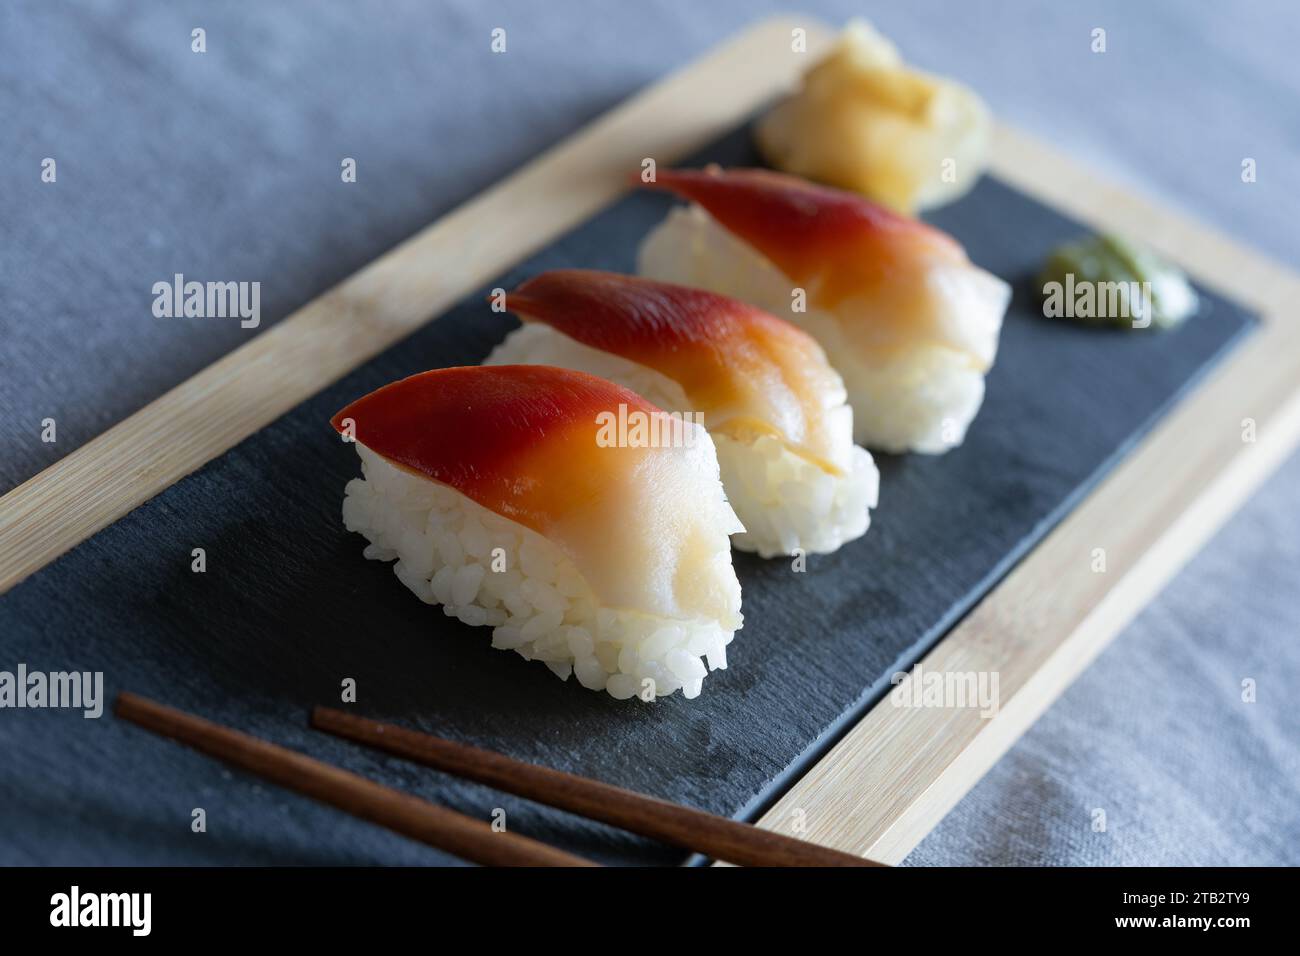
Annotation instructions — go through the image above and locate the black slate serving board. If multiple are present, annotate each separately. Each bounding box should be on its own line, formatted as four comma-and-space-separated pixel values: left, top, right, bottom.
0, 126, 1255, 866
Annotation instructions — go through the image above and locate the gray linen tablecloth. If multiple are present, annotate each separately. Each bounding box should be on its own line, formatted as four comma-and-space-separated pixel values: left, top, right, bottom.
1, 0, 1296, 864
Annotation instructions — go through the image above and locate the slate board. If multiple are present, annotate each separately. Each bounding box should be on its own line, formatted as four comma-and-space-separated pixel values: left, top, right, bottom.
0, 125, 1255, 866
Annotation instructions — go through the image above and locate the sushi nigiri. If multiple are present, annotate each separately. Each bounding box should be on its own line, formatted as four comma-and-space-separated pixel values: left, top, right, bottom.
637, 166, 1011, 454
486, 270, 878, 558
331, 365, 742, 700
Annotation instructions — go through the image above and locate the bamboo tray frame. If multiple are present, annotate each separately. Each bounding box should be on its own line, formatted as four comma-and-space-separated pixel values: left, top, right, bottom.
3, 17, 1299, 865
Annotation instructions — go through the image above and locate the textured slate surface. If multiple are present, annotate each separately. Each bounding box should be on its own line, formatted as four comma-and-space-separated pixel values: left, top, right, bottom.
0, 122, 1254, 865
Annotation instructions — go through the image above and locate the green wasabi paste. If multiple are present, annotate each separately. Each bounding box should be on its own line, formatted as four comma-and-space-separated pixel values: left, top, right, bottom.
1039, 233, 1198, 329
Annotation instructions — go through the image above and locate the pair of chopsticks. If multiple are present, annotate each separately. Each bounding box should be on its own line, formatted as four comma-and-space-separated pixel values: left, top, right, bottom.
114, 692, 882, 867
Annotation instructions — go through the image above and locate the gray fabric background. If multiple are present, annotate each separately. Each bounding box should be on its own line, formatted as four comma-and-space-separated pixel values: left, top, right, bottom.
1, 0, 1296, 864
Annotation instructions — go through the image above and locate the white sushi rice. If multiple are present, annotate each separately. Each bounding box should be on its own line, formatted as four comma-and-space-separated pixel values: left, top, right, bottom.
486, 323, 878, 558
341, 442, 737, 700
713, 428, 877, 558
638, 205, 1009, 454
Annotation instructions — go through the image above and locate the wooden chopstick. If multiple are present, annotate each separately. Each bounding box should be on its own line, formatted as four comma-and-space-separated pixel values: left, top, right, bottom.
312, 706, 884, 867
115, 693, 596, 867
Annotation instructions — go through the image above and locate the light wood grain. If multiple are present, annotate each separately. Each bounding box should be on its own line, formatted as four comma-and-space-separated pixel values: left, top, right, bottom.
5, 17, 1300, 867
0, 16, 819, 594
